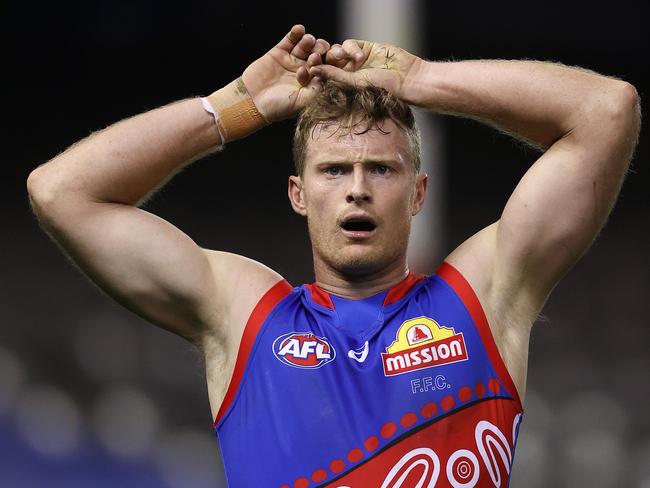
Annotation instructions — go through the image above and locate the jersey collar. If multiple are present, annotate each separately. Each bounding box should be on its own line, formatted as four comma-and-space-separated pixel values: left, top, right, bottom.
305, 272, 425, 310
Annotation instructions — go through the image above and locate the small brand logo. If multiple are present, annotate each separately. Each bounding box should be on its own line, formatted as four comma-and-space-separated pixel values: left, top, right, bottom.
347, 341, 369, 363
273, 332, 336, 369
382, 316, 468, 376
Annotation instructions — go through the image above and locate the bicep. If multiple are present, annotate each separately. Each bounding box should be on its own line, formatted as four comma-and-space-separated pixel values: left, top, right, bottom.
496, 106, 636, 302
37, 198, 218, 340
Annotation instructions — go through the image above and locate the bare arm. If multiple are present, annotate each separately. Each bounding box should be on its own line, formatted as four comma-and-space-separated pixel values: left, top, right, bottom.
27, 25, 330, 343
313, 45, 641, 312
27, 99, 225, 342
410, 58, 641, 306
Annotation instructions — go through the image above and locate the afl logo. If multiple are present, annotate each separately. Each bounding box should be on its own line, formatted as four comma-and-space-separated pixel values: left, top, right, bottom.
273, 332, 336, 369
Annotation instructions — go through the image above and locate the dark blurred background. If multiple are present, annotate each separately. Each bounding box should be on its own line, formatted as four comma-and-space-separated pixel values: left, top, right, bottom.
3, 1, 648, 487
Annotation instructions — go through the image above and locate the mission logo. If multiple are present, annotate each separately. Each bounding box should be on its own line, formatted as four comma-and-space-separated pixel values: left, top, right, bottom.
273, 332, 336, 369
382, 316, 468, 376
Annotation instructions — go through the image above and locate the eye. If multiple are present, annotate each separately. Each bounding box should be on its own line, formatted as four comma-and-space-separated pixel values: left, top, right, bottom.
372, 164, 391, 175
325, 166, 344, 176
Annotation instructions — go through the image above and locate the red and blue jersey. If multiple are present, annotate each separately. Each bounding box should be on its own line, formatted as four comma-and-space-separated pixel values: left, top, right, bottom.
213, 262, 524, 487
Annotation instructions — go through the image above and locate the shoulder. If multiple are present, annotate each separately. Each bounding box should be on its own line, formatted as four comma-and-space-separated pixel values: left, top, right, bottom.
442, 222, 536, 404
443, 221, 541, 326
199, 249, 291, 350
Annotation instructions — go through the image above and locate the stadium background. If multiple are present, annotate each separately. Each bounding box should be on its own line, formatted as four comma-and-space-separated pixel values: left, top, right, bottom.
3, 1, 648, 486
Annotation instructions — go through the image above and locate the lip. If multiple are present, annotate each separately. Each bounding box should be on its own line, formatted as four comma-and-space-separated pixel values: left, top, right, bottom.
341, 227, 377, 240
339, 213, 378, 240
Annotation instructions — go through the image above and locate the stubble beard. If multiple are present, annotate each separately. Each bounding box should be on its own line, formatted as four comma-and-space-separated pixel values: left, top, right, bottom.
308, 218, 411, 280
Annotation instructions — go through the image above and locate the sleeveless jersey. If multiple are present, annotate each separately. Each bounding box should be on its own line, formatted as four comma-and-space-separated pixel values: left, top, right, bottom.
213, 262, 524, 487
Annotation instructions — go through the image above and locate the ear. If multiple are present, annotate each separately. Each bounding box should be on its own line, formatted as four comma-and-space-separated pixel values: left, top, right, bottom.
288, 175, 308, 216
411, 173, 428, 216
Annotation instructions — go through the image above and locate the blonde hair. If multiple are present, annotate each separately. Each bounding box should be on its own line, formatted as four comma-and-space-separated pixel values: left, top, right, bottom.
293, 81, 421, 175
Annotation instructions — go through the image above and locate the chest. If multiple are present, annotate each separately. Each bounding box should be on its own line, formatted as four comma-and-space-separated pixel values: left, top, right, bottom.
215, 281, 524, 487
245, 294, 501, 422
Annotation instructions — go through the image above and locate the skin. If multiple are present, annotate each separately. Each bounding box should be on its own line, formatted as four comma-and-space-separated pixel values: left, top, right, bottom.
288, 120, 427, 298
26, 25, 640, 420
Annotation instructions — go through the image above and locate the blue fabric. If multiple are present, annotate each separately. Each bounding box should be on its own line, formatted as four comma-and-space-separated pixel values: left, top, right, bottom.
216, 273, 521, 487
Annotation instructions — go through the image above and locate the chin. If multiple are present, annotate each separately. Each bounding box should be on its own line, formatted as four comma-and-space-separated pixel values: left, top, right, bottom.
330, 248, 402, 278
336, 258, 381, 278
309, 224, 410, 279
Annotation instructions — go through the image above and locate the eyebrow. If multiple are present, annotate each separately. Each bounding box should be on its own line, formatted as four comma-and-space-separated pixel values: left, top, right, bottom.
312, 158, 402, 166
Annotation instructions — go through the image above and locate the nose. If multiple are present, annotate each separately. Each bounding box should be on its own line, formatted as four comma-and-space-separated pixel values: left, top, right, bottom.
345, 166, 371, 204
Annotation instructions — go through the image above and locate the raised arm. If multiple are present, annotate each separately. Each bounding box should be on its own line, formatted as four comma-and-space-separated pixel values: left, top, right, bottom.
312, 42, 641, 313
26, 25, 329, 344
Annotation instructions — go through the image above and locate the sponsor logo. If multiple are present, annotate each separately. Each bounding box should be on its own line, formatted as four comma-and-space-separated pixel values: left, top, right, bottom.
273, 332, 336, 369
347, 341, 369, 363
382, 316, 468, 376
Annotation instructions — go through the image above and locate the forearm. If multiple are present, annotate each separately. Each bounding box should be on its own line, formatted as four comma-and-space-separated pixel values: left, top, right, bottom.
28, 97, 221, 208
407, 59, 634, 149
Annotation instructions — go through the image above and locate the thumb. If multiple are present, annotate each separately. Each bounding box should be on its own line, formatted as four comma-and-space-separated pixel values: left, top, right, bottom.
308, 65, 359, 85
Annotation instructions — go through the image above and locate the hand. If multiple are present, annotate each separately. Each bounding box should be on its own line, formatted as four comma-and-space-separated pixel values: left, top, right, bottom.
241, 25, 329, 122
309, 39, 423, 103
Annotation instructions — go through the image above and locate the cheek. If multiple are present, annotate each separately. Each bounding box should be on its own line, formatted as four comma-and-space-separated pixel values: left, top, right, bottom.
385, 189, 415, 220
304, 182, 342, 217
304, 191, 338, 240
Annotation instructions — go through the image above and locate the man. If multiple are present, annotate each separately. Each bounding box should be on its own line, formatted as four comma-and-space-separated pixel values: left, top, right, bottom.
27, 23, 640, 487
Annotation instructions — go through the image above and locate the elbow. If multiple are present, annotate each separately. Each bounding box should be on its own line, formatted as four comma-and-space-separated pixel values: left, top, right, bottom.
614, 82, 642, 158
583, 81, 642, 160
27, 167, 51, 211
26, 166, 63, 220
603, 81, 642, 133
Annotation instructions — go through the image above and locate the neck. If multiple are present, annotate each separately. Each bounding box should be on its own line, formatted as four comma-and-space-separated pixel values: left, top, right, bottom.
313, 255, 410, 300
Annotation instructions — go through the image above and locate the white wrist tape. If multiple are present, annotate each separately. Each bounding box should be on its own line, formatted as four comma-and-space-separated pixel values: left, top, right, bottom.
201, 96, 226, 145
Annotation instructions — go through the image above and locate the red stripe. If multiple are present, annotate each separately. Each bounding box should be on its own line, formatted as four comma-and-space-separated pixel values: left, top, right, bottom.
307, 272, 424, 310
213, 279, 293, 428
305, 283, 334, 310
435, 262, 523, 411
383, 272, 425, 306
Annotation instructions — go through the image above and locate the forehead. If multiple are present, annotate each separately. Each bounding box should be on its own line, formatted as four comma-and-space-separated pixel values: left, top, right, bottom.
304, 118, 411, 167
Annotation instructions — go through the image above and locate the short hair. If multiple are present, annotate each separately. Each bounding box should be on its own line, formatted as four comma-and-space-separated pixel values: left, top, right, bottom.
292, 81, 421, 175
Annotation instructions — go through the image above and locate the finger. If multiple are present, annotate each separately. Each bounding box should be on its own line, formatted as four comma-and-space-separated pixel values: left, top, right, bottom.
291, 33, 316, 60
276, 24, 306, 52
307, 52, 322, 68
297, 66, 310, 86
309, 65, 361, 86
313, 38, 330, 57
325, 44, 347, 67
342, 39, 365, 62
306, 74, 323, 93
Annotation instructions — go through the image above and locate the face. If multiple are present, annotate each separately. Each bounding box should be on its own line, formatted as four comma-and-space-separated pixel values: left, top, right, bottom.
288, 119, 427, 278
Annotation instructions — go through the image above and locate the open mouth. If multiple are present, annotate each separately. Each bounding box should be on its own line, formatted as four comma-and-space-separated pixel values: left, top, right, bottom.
340, 216, 377, 237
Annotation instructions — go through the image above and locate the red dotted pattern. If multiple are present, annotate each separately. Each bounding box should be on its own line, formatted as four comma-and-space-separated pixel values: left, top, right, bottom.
458, 386, 473, 402
330, 459, 345, 473
311, 469, 327, 482
441, 394, 456, 411
488, 378, 501, 394
380, 422, 397, 439
364, 435, 379, 452
421, 402, 438, 418
400, 412, 418, 428
282, 383, 493, 486
294, 477, 309, 488
347, 448, 364, 463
